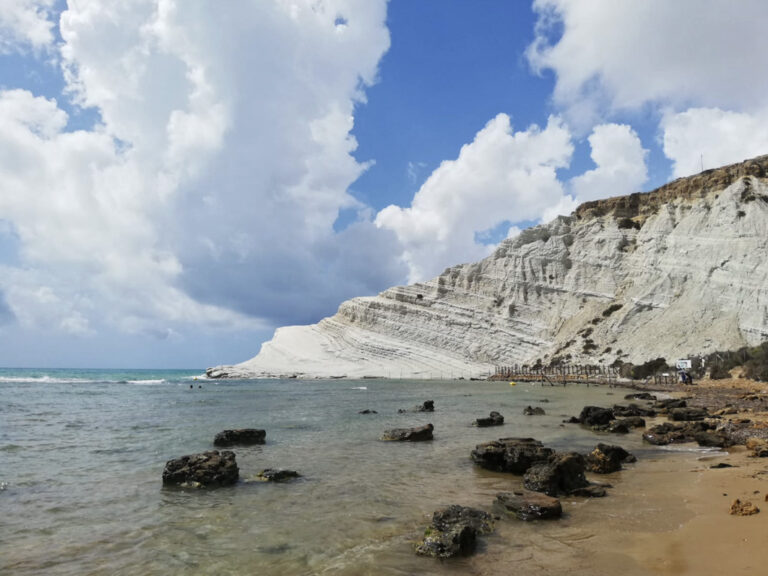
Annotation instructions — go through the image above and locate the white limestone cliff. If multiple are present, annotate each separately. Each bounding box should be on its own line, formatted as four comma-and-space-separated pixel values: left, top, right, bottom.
208, 156, 768, 379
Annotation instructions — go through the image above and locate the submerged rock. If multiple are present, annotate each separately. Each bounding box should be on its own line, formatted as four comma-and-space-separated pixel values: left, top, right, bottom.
399, 400, 434, 413
624, 392, 656, 401
473, 411, 504, 427
523, 406, 546, 416
358, 409, 378, 414
162, 450, 239, 488
471, 437, 553, 473
381, 423, 434, 441
213, 429, 266, 447
415, 505, 493, 558
585, 443, 636, 474
494, 490, 562, 521
613, 404, 656, 417
256, 469, 300, 482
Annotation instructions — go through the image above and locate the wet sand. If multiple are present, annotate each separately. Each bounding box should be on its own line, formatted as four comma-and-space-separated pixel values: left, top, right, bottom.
471, 377, 768, 576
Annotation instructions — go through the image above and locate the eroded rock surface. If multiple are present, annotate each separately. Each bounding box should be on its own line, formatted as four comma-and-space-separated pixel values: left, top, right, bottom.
208, 158, 768, 380
415, 505, 494, 558
213, 429, 266, 447
494, 490, 562, 521
381, 423, 434, 441
162, 450, 239, 488
471, 437, 553, 473
474, 411, 504, 427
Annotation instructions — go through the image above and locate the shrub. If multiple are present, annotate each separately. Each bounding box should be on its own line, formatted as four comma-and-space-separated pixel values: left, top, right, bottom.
630, 357, 669, 380
617, 217, 641, 230
708, 364, 730, 380
602, 303, 623, 317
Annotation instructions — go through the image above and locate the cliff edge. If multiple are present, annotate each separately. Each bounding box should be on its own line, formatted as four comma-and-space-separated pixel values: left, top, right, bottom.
209, 155, 768, 379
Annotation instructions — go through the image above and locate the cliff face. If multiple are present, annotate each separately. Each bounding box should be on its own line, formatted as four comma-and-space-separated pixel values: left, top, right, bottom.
209, 155, 768, 379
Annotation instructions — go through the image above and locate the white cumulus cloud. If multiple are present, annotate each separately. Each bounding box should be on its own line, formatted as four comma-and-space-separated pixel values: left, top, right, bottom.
0, 0, 401, 354
662, 108, 768, 178
375, 113, 573, 282
0, 0, 55, 53
570, 123, 647, 202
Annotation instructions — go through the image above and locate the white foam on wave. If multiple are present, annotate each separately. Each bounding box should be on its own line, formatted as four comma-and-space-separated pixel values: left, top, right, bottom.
351, 386, 368, 390
126, 379, 167, 385
0, 376, 94, 384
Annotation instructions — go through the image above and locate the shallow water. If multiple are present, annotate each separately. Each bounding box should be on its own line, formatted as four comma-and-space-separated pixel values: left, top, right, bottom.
1, 370, 699, 575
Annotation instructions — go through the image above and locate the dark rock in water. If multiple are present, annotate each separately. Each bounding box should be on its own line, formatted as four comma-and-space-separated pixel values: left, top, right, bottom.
494, 490, 562, 521
213, 429, 266, 447
256, 468, 300, 482
431, 505, 494, 535
607, 420, 630, 434
642, 421, 713, 445
625, 392, 656, 401
416, 524, 477, 558
585, 443, 636, 474
381, 423, 433, 441
399, 400, 434, 413
523, 452, 589, 497
358, 409, 378, 414
655, 398, 687, 412
569, 484, 608, 498
616, 416, 646, 429
471, 437, 553, 473
474, 411, 504, 427
162, 450, 238, 487
670, 407, 709, 421
415, 505, 493, 558
564, 416, 581, 424
523, 406, 546, 416
613, 404, 656, 417
578, 406, 615, 427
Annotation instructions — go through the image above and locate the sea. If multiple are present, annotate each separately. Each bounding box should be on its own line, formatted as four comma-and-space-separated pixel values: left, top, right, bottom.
0, 368, 709, 575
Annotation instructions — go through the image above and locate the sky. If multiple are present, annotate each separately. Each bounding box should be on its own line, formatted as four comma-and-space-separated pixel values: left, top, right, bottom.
2, 1, 768, 368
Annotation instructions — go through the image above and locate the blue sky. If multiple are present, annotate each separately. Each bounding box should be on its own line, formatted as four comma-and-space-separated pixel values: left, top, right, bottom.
1, 1, 768, 368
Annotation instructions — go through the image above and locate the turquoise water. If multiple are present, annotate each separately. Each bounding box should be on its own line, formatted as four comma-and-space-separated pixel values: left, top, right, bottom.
1, 369, 679, 575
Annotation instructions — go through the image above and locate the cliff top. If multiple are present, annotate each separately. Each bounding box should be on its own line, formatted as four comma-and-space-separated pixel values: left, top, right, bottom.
574, 154, 768, 220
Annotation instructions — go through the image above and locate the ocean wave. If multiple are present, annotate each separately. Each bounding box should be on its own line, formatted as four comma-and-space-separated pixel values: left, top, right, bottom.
127, 379, 167, 385
0, 376, 94, 384
351, 386, 368, 390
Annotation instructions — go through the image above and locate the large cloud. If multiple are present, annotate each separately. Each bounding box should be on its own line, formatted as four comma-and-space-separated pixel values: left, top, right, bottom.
528, 0, 768, 176
570, 123, 647, 202
0, 0, 402, 351
0, 0, 55, 52
375, 113, 573, 282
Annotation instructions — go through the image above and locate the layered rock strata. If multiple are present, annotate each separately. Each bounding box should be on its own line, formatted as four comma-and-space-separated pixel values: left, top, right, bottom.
209, 156, 768, 379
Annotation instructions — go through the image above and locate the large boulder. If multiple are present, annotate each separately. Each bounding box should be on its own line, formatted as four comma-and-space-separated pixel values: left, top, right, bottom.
162, 450, 239, 488
474, 411, 504, 427
213, 429, 266, 447
415, 505, 494, 558
585, 443, 636, 474
381, 423, 434, 441
578, 406, 615, 427
471, 437, 553, 473
523, 452, 589, 497
494, 490, 562, 521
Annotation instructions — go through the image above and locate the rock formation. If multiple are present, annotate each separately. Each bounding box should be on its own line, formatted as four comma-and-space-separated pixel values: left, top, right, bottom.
208, 155, 768, 379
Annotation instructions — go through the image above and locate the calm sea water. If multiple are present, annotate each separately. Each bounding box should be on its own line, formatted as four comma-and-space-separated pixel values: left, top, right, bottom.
1, 368, 687, 575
